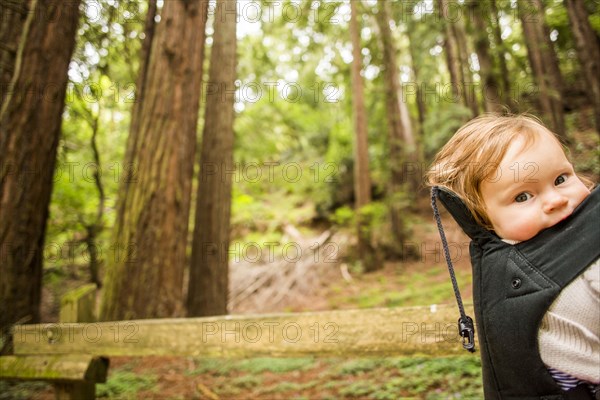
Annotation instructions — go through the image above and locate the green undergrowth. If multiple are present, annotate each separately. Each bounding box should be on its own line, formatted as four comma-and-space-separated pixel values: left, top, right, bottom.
0, 381, 50, 400
328, 265, 472, 310
186, 356, 316, 376
81, 356, 483, 398
179, 355, 483, 399
96, 370, 158, 398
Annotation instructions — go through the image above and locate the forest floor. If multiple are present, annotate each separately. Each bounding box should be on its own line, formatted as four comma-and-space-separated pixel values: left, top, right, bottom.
3, 211, 484, 400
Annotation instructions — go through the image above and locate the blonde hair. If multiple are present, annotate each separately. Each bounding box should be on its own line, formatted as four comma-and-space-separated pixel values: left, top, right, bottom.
426, 113, 566, 229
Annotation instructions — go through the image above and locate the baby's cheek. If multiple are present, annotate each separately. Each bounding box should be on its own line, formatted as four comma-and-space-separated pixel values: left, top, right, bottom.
501, 214, 540, 242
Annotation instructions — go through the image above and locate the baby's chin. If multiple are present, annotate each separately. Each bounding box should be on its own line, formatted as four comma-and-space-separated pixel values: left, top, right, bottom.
501, 233, 535, 243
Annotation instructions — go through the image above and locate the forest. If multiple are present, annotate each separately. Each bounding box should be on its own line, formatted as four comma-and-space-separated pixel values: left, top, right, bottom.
1, 0, 599, 398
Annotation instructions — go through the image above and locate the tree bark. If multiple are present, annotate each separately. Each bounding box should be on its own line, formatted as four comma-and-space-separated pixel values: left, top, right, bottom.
82, 112, 104, 288
375, 0, 416, 250
187, 0, 237, 317
349, 1, 371, 211
438, 0, 476, 116
564, 0, 600, 134
349, 0, 379, 272
468, 0, 503, 112
0, 0, 30, 105
126, 0, 158, 167
518, 0, 567, 141
454, 7, 479, 116
407, 37, 426, 129
100, 0, 209, 321
404, 2, 426, 131
438, 0, 461, 103
489, 0, 514, 109
0, 0, 81, 333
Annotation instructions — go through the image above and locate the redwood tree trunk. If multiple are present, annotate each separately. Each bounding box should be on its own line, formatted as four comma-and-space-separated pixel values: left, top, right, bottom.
125, 0, 158, 164
454, 9, 479, 116
438, 0, 475, 116
489, 0, 514, 109
564, 0, 600, 133
0, 0, 30, 104
438, 0, 462, 104
100, 0, 209, 321
0, 0, 81, 332
349, 0, 378, 272
469, 0, 502, 112
404, 3, 426, 131
375, 0, 415, 250
349, 1, 371, 212
187, 0, 237, 317
518, 0, 567, 140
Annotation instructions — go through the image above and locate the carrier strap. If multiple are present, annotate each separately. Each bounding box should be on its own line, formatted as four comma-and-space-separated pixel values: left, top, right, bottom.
431, 187, 476, 352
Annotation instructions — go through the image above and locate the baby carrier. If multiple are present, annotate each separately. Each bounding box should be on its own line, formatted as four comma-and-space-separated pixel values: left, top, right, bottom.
431, 185, 600, 399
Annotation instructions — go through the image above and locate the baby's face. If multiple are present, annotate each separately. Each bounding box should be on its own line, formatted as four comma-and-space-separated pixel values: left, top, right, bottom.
480, 131, 590, 242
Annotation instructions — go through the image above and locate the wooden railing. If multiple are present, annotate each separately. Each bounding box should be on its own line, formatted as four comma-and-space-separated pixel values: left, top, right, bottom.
0, 286, 476, 399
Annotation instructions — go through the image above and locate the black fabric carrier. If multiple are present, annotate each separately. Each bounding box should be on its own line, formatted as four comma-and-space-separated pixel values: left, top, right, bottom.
432, 185, 600, 400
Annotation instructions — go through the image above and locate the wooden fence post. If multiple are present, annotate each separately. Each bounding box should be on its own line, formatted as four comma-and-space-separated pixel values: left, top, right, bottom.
59, 284, 97, 323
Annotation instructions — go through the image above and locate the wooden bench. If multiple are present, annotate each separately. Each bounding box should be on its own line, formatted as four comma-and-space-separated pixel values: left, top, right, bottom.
1, 285, 476, 399
0, 354, 108, 399
1, 284, 107, 399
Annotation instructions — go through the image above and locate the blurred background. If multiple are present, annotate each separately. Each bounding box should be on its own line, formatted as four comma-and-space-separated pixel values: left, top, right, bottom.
1, 0, 598, 398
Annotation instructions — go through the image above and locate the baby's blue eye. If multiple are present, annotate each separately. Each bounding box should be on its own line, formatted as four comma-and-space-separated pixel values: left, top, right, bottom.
515, 193, 532, 203
555, 174, 566, 185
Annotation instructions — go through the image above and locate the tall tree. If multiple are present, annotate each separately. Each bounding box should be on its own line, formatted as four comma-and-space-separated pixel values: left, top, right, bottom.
375, 0, 416, 250
349, 0, 379, 272
0, 0, 81, 333
126, 0, 158, 161
518, 0, 567, 140
453, 5, 479, 116
437, 0, 477, 116
187, 0, 237, 317
0, 0, 29, 103
489, 0, 514, 109
101, 0, 209, 321
403, 2, 427, 133
564, 0, 600, 134
406, 34, 426, 130
468, 0, 503, 112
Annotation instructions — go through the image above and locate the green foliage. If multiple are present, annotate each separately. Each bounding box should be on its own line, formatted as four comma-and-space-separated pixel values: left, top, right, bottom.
229, 374, 263, 389
336, 358, 385, 375
330, 356, 483, 399
331, 205, 354, 227
0, 381, 50, 400
236, 357, 316, 374
47, 0, 141, 281
187, 357, 315, 376
96, 370, 157, 398
422, 104, 474, 160
328, 265, 472, 309
339, 380, 380, 397
185, 358, 236, 377
260, 380, 319, 394
358, 202, 388, 231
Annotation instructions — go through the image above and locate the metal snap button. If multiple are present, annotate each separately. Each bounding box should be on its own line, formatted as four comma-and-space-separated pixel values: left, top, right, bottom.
511, 278, 522, 289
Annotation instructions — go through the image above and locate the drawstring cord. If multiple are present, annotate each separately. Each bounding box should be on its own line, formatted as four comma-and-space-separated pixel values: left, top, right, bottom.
431, 187, 476, 352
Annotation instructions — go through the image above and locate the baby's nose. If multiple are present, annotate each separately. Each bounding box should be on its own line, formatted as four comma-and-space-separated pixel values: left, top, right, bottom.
542, 193, 568, 213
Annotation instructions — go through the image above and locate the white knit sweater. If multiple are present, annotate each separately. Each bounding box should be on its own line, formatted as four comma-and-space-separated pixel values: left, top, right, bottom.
537, 258, 600, 384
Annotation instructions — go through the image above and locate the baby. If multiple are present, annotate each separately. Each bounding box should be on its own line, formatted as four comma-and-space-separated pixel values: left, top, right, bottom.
426, 114, 599, 395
